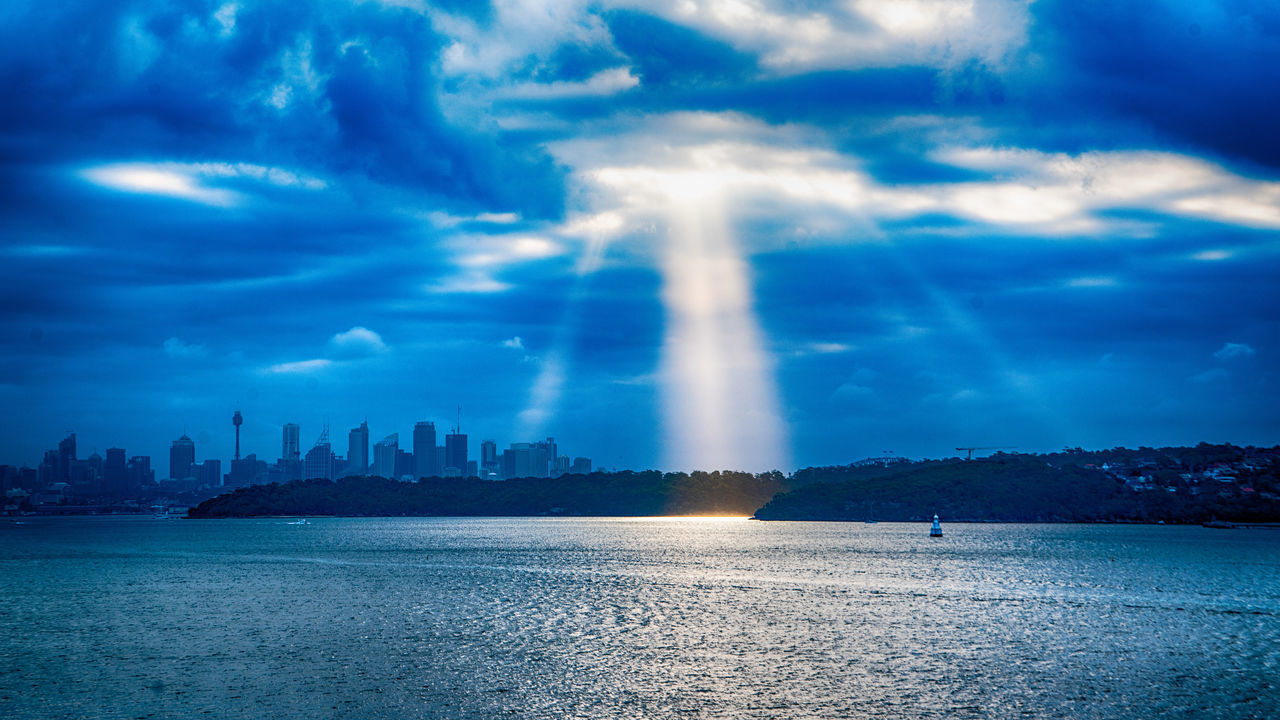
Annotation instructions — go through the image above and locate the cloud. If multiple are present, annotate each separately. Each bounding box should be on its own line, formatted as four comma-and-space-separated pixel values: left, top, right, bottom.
327, 327, 388, 359
265, 358, 333, 374
81, 165, 239, 207
553, 114, 1280, 253
79, 161, 328, 206
1213, 343, 1256, 361
163, 337, 208, 359
496, 67, 640, 100
833, 382, 875, 401
1028, 1, 1280, 171
1191, 367, 1229, 384
613, 0, 1030, 74
502, 336, 525, 350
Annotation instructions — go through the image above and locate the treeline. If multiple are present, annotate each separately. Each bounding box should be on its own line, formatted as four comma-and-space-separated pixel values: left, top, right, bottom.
188, 470, 784, 518
188, 444, 1280, 522
755, 446, 1280, 523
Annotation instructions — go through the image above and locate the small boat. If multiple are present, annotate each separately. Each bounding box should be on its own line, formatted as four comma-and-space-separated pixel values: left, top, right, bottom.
929, 514, 943, 537
287, 518, 309, 525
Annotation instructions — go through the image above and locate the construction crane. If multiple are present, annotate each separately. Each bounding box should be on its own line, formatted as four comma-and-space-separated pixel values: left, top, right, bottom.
956, 446, 1017, 460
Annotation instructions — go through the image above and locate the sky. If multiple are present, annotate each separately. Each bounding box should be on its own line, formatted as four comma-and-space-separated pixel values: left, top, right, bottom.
2, 0, 1279, 476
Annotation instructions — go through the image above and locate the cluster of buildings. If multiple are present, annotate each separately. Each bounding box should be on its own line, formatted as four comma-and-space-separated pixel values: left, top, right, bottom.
1, 414, 593, 508
224, 418, 591, 488
0, 433, 156, 505
1089, 456, 1278, 500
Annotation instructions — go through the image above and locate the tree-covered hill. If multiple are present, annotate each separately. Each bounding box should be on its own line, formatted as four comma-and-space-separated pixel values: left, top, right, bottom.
755, 445, 1280, 523
188, 444, 1280, 523
189, 470, 784, 518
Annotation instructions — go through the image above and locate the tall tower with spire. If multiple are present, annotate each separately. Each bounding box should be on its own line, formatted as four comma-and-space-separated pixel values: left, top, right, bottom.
232, 410, 243, 461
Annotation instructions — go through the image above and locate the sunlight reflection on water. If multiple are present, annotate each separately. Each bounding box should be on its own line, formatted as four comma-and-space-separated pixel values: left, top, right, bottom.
1, 517, 1277, 719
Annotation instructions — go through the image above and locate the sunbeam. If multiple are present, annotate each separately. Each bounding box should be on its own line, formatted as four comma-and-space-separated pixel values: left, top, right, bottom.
661, 193, 789, 472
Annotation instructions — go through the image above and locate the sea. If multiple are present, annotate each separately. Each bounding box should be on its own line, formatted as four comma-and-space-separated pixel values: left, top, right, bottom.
1, 517, 1277, 719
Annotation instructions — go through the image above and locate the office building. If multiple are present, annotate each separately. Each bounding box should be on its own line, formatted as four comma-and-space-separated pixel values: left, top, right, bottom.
303, 427, 334, 480
571, 457, 592, 475
395, 449, 414, 480
373, 433, 398, 479
445, 432, 467, 475
348, 421, 369, 475
128, 456, 154, 488
552, 455, 570, 477
228, 453, 268, 488
413, 421, 436, 479
481, 440, 498, 478
103, 448, 128, 496
170, 434, 195, 480
57, 433, 76, 485
196, 459, 221, 488
282, 423, 300, 462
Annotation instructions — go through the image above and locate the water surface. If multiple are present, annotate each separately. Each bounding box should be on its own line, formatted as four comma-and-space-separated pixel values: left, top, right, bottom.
1, 517, 1276, 718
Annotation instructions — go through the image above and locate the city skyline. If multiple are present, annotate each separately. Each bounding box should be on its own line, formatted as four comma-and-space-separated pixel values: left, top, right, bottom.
3, 2, 1278, 474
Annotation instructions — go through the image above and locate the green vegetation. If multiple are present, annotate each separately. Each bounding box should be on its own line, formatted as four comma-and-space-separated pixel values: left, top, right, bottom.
756, 444, 1280, 523
189, 470, 784, 518
188, 444, 1280, 523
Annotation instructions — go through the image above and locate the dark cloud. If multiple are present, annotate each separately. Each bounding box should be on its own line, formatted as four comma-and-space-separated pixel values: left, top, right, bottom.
605, 10, 758, 89
0, 0, 565, 217
1021, 1, 1280, 170
3, 1, 1279, 470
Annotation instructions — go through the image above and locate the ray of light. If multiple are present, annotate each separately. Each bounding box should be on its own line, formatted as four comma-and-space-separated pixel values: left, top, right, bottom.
660, 192, 788, 473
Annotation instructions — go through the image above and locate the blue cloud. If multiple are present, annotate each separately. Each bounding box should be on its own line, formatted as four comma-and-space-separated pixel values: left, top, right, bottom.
1023, 1, 1280, 169
3, 1, 1279, 472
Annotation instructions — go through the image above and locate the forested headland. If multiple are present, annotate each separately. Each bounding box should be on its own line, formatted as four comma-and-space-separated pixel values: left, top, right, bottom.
188, 470, 784, 518
188, 443, 1280, 523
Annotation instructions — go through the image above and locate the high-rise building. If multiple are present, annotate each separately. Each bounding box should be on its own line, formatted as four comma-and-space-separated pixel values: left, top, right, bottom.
57, 433, 76, 485
571, 457, 592, 475
103, 448, 128, 496
348, 421, 369, 475
552, 455, 571, 477
303, 427, 334, 481
38, 450, 57, 489
373, 433, 398, 479
499, 438, 567, 479
196, 459, 221, 488
502, 443, 533, 479
395, 449, 414, 480
539, 438, 557, 477
169, 434, 195, 480
481, 439, 498, 477
445, 432, 467, 475
413, 421, 436, 479
228, 454, 268, 488
128, 456, 154, 488
282, 423, 300, 462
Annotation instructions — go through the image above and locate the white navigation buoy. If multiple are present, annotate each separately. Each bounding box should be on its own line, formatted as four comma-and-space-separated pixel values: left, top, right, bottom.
930, 514, 943, 537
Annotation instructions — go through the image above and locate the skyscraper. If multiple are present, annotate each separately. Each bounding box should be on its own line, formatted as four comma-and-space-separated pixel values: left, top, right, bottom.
103, 447, 128, 496
413, 421, 436, 479
57, 433, 76, 485
347, 421, 369, 475
373, 433, 398, 479
282, 423, 300, 462
481, 439, 498, 478
128, 456, 154, 488
445, 432, 467, 475
303, 427, 334, 480
169, 434, 195, 480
